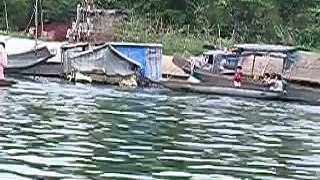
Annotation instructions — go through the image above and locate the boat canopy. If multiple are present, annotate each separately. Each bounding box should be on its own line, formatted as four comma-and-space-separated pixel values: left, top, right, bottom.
234, 44, 299, 53
233, 44, 302, 73
200, 50, 241, 71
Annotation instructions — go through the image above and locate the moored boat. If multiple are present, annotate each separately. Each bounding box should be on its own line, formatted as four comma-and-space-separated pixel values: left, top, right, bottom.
62, 43, 140, 85
173, 44, 308, 86
5, 46, 57, 76
62, 42, 163, 86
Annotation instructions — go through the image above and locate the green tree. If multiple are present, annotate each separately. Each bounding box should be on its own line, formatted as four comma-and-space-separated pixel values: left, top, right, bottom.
0, 0, 319, 49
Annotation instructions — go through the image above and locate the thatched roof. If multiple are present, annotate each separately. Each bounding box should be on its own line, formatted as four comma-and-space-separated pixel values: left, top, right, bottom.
234, 44, 299, 53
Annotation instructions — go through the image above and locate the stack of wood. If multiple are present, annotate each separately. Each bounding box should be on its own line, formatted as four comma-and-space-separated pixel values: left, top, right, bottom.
67, 0, 129, 43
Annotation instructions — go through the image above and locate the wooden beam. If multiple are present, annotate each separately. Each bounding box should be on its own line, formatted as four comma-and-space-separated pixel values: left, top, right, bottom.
282, 53, 287, 74
4, 0, 9, 34
251, 52, 256, 76
40, 0, 44, 39
35, 0, 38, 47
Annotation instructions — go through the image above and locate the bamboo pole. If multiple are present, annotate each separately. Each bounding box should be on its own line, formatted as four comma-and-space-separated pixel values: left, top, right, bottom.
40, 0, 44, 39
251, 53, 256, 77
35, 0, 38, 46
218, 24, 221, 49
3, 0, 9, 34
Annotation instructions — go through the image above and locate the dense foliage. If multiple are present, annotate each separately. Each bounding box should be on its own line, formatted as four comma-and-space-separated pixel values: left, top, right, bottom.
0, 0, 319, 51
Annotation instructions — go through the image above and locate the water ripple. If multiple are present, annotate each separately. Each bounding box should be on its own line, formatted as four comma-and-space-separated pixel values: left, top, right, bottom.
0, 78, 318, 179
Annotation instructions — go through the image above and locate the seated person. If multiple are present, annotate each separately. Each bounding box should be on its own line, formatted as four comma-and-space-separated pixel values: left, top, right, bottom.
263, 73, 271, 83
268, 74, 284, 92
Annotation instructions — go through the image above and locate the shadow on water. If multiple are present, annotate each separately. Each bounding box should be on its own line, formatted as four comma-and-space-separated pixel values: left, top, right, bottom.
0, 77, 319, 179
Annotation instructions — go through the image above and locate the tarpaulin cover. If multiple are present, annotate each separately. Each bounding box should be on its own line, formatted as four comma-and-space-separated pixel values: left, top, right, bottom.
113, 44, 162, 82
69, 45, 137, 76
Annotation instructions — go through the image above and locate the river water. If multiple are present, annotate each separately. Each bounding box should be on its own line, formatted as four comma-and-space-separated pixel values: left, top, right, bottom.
0, 77, 319, 180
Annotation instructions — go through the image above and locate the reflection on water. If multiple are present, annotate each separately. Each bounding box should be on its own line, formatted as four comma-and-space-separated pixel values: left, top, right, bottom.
0, 78, 319, 179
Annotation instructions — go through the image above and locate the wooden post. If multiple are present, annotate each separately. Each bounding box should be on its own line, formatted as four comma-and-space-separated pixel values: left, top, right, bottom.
218, 24, 221, 49
282, 53, 287, 74
251, 52, 256, 77
4, 0, 9, 34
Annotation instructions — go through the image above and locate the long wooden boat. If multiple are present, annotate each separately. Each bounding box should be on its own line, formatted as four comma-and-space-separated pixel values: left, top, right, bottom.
161, 80, 320, 104
5, 46, 56, 75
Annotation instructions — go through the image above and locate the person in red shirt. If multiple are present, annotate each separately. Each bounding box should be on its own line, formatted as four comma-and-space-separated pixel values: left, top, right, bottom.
234, 66, 243, 87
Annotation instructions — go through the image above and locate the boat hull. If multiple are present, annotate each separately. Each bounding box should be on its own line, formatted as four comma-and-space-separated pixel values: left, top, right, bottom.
161, 81, 320, 104
5, 46, 58, 76
162, 81, 283, 99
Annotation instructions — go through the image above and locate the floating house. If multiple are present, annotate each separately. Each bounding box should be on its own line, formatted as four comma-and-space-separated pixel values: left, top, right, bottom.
61, 42, 163, 86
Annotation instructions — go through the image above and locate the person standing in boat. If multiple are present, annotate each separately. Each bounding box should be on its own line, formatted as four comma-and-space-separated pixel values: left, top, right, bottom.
234, 66, 243, 87
0, 42, 7, 80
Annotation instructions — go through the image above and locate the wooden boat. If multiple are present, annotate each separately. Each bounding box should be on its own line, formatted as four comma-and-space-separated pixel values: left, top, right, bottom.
161, 80, 320, 104
5, 46, 56, 75
163, 81, 283, 99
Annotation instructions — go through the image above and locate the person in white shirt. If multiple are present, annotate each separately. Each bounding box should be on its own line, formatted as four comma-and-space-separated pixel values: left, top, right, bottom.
268, 74, 284, 92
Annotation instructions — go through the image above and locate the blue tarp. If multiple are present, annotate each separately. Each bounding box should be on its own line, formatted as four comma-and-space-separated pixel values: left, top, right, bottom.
112, 44, 163, 82
222, 54, 241, 68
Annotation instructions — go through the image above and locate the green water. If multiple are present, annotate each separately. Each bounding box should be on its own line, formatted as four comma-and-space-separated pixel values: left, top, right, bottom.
0, 77, 319, 180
